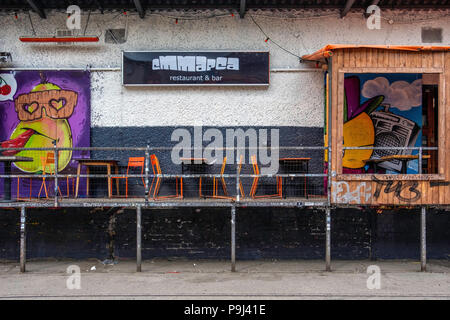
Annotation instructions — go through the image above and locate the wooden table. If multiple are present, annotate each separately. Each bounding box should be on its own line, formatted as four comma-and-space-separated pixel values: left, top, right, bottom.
364, 155, 431, 174
0, 156, 33, 202
180, 157, 210, 197
74, 159, 120, 198
279, 157, 311, 199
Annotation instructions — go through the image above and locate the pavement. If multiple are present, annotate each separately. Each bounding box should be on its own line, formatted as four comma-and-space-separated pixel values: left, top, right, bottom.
0, 259, 449, 299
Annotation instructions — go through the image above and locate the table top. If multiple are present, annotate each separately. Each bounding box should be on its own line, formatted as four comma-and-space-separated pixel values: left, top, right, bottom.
73, 159, 119, 165
0, 156, 33, 162
364, 155, 431, 163
180, 157, 210, 164
279, 157, 311, 162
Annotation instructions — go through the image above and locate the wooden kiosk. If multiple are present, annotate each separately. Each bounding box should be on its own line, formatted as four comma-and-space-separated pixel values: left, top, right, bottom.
302, 45, 450, 207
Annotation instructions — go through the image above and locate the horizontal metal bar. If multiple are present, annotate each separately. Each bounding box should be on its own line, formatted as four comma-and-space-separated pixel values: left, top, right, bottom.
0, 199, 330, 209
0, 146, 328, 151
0, 173, 327, 179
343, 147, 438, 150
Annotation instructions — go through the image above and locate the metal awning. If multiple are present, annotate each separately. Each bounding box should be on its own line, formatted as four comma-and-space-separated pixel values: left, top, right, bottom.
301, 44, 450, 62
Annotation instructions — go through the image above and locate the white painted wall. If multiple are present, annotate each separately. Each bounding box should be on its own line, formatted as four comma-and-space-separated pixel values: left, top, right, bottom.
1, 9, 449, 128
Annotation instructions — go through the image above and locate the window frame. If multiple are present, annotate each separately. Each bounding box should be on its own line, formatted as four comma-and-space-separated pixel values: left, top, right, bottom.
336, 67, 445, 181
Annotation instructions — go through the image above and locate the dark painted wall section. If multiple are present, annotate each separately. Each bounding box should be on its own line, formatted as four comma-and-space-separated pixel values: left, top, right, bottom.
0, 207, 448, 261
89, 126, 325, 197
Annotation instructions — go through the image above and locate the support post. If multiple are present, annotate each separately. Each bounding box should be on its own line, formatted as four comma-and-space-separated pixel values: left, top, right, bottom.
144, 143, 150, 203
26, 0, 46, 19
20, 206, 26, 273
325, 207, 331, 271
418, 147, 423, 175
133, 0, 145, 19
231, 205, 236, 272
53, 142, 59, 208
420, 206, 427, 272
239, 0, 246, 18
136, 206, 142, 272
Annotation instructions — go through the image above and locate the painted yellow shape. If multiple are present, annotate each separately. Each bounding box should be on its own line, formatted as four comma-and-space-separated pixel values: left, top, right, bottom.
10, 82, 73, 173
342, 112, 375, 169
10, 117, 73, 173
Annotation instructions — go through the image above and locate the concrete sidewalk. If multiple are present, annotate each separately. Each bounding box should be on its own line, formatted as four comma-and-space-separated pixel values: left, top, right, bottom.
0, 259, 449, 299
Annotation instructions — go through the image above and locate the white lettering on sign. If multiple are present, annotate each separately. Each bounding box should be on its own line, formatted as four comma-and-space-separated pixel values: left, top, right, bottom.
152, 56, 239, 72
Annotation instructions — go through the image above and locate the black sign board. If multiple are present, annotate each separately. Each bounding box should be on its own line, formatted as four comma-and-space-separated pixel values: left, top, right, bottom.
122, 51, 269, 86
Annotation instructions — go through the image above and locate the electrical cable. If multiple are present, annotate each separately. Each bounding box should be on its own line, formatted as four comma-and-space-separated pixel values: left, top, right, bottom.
248, 13, 304, 62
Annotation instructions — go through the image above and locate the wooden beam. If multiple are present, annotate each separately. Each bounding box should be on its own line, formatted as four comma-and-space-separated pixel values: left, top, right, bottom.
239, 0, 246, 19
133, 0, 145, 19
340, 0, 356, 18
26, 0, 46, 19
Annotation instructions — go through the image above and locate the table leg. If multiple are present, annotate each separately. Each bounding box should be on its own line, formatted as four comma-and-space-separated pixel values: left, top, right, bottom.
199, 177, 203, 198
2, 162, 12, 201
86, 167, 90, 197
75, 164, 81, 198
401, 160, 408, 174
114, 165, 119, 196
305, 162, 309, 199
107, 164, 112, 198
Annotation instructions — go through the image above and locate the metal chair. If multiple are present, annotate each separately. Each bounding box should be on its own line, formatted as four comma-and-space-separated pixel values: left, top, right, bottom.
38, 153, 63, 198
237, 154, 246, 199
16, 176, 32, 200
113, 157, 146, 198
249, 155, 282, 199
203, 156, 233, 199
150, 154, 183, 200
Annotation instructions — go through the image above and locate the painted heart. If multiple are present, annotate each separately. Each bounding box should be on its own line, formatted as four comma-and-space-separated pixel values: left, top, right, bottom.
22, 102, 39, 114
50, 98, 66, 110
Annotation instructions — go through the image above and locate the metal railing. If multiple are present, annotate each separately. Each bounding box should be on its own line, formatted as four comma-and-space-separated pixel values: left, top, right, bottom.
0, 145, 330, 208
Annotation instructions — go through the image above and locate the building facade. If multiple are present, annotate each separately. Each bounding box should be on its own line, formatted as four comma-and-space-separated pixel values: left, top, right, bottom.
0, 3, 449, 262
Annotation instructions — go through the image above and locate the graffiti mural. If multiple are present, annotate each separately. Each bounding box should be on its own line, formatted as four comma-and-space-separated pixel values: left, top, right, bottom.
0, 71, 90, 197
343, 73, 422, 174
332, 181, 372, 204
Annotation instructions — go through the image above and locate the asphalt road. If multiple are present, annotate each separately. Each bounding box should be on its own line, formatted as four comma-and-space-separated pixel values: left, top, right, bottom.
0, 259, 449, 300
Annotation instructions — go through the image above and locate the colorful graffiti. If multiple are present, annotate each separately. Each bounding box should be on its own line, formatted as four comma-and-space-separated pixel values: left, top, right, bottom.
343, 73, 422, 174
0, 71, 90, 197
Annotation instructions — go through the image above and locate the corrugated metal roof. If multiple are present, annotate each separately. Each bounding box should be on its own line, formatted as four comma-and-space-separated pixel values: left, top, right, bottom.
0, 1, 449, 15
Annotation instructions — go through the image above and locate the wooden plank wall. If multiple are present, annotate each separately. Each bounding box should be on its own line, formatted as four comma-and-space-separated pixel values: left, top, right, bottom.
330, 49, 450, 206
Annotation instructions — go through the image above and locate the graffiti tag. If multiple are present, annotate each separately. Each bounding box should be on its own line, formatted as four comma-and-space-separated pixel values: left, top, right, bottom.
332, 181, 372, 203
372, 176, 421, 203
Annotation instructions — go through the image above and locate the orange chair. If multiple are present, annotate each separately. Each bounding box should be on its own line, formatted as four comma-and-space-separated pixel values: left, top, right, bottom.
38, 153, 63, 199
235, 154, 246, 199
211, 154, 245, 199
204, 157, 232, 199
16, 176, 32, 200
113, 157, 146, 198
150, 154, 183, 200
249, 155, 282, 199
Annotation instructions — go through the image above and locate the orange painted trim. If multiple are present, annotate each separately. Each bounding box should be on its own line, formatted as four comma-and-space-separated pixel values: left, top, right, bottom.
301, 44, 450, 62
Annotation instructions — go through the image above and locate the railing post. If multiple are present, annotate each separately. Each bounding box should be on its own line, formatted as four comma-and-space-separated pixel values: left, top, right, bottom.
231, 205, 236, 272
144, 142, 150, 203
136, 206, 142, 272
235, 154, 240, 203
325, 207, 331, 272
20, 206, 26, 273
420, 206, 427, 272
53, 142, 59, 207
418, 147, 423, 175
